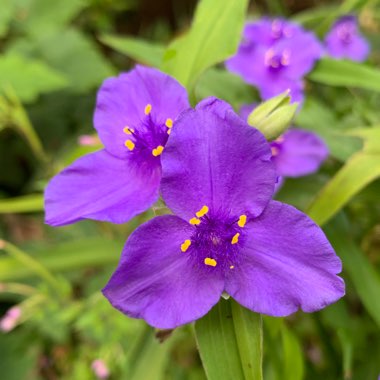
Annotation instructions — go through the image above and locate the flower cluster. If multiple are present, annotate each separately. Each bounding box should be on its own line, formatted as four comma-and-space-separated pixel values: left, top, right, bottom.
226, 18, 323, 103
45, 22, 348, 329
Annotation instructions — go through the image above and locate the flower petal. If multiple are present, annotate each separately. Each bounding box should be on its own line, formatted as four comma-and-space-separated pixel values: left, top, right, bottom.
161, 97, 276, 221
94, 65, 189, 159
273, 129, 328, 177
45, 150, 160, 226
103, 215, 224, 328
226, 201, 344, 316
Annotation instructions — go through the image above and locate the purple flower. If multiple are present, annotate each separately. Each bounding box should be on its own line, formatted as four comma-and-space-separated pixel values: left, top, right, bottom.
271, 129, 329, 177
239, 104, 328, 181
45, 66, 189, 226
325, 15, 369, 62
103, 98, 344, 329
226, 18, 323, 103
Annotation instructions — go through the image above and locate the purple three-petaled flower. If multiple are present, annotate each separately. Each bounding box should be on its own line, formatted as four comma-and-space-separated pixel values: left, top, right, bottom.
45, 66, 189, 226
103, 98, 344, 329
240, 104, 328, 190
226, 18, 323, 104
325, 15, 370, 62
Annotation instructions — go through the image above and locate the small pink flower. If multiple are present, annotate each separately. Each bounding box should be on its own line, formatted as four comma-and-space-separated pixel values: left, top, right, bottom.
78, 135, 101, 146
91, 359, 110, 379
0, 307, 21, 332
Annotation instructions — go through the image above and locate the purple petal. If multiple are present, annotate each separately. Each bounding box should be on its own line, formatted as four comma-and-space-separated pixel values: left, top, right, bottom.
226, 201, 345, 316
161, 97, 276, 221
103, 215, 224, 328
94, 65, 189, 159
272, 129, 329, 177
239, 103, 257, 121
45, 150, 160, 226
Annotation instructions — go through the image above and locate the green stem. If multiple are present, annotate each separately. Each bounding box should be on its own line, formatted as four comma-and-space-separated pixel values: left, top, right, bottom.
0, 240, 63, 295
195, 299, 263, 380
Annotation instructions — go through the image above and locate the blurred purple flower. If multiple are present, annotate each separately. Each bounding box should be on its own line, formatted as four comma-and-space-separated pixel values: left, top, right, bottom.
91, 359, 110, 379
45, 66, 189, 226
239, 103, 328, 187
325, 15, 369, 62
226, 18, 323, 103
103, 98, 344, 329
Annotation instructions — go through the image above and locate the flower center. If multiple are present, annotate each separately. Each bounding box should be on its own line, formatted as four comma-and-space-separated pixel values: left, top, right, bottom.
264, 49, 291, 72
180, 206, 248, 271
122, 103, 173, 162
336, 23, 356, 45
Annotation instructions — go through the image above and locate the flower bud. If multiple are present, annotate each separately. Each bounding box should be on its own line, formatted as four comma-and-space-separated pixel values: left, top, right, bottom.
247, 90, 298, 141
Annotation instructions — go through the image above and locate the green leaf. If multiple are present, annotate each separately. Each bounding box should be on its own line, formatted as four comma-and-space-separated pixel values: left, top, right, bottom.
0, 54, 68, 102
0, 0, 15, 37
35, 29, 116, 92
309, 58, 380, 92
161, 0, 248, 91
195, 299, 262, 380
324, 214, 380, 328
296, 98, 361, 161
0, 194, 44, 213
281, 327, 304, 380
308, 128, 380, 225
0, 238, 123, 281
99, 34, 164, 67
196, 68, 255, 109
20, 0, 87, 37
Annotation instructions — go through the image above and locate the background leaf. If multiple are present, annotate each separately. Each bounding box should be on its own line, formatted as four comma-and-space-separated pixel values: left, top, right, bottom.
161, 0, 249, 91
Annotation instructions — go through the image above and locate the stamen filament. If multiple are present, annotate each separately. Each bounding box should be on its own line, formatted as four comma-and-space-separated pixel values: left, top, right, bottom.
204, 258, 217, 267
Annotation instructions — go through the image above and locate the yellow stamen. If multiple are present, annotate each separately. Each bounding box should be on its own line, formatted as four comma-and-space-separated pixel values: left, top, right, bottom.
204, 258, 217, 267
125, 140, 135, 151
271, 146, 279, 156
181, 239, 191, 252
152, 145, 164, 157
230, 265, 235, 269
238, 215, 247, 228
165, 118, 173, 128
144, 103, 152, 115
167, 129, 172, 135
189, 217, 201, 225
123, 126, 134, 135
231, 232, 240, 245
196, 205, 209, 218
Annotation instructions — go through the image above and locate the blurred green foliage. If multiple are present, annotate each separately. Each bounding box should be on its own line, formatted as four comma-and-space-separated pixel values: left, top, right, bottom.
0, 0, 380, 379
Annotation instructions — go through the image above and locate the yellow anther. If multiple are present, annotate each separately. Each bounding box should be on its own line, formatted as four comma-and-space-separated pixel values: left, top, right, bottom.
165, 118, 173, 128
196, 205, 209, 218
181, 239, 191, 252
238, 215, 247, 228
123, 126, 134, 135
152, 145, 164, 157
271, 146, 279, 156
167, 129, 172, 135
230, 265, 235, 269
144, 103, 152, 115
189, 217, 201, 225
231, 232, 240, 245
125, 140, 135, 151
204, 258, 217, 267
